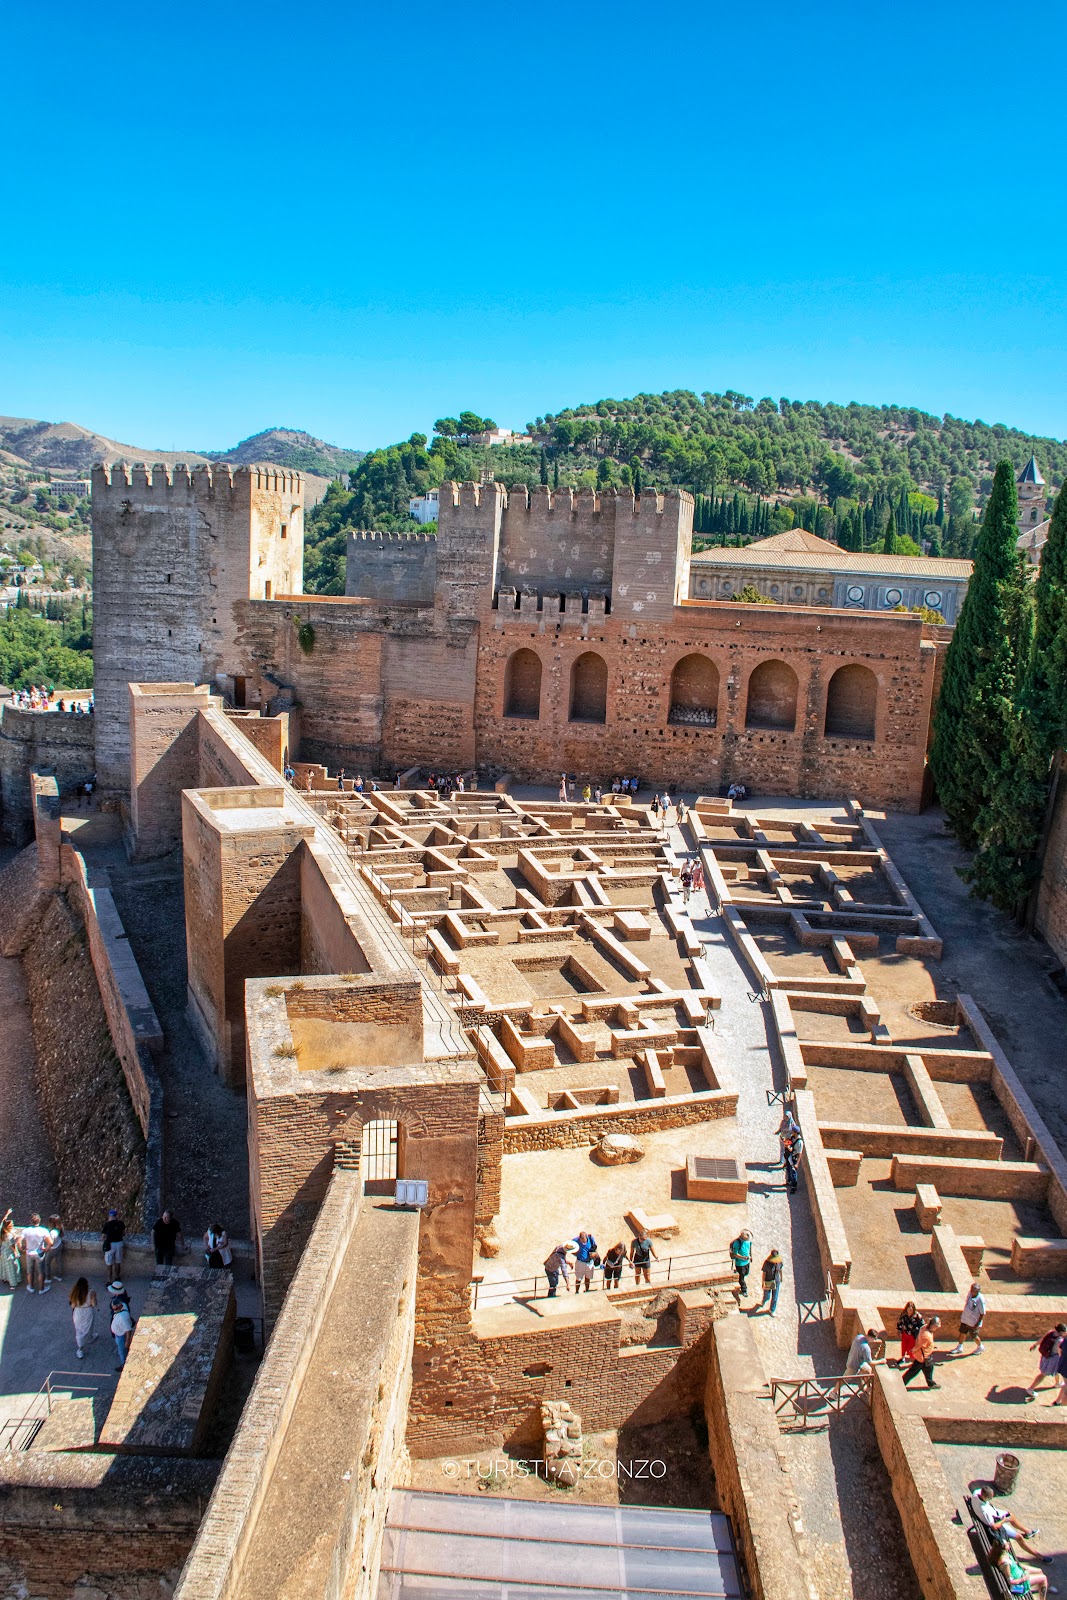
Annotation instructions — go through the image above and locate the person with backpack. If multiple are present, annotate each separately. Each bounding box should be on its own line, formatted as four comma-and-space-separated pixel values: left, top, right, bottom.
111, 1294, 135, 1370
729, 1229, 752, 1296
758, 1249, 784, 1315
543, 1243, 572, 1297
784, 1131, 804, 1195
203, 1223, 233, 1269
601, 1242, 626, 1289
1024, 1324, 1065, 1400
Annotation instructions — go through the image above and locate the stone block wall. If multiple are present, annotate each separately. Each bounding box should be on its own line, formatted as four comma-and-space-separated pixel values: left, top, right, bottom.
1036, 749, 1067, 971
345, 529, 438, 604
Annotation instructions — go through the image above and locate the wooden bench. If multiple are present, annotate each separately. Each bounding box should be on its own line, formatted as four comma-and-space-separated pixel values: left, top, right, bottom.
963, 1495, 1012, 1600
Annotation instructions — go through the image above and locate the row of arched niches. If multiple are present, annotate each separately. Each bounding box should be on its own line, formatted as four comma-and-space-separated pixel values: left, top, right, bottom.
502, 649, 877, 740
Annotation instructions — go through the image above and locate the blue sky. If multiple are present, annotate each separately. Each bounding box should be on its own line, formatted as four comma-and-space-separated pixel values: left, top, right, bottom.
3, 0, 1065, 450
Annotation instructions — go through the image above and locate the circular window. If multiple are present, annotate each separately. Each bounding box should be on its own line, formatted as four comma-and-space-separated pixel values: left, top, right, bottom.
699, 579, 710, 595
770, 585, 779, 594
885, 588, 902, 606
793, 585, 804, 596
924, 590, 942, 608
721, 582, 733, 595
846, 585, 864, 603
818, 588, 829, 598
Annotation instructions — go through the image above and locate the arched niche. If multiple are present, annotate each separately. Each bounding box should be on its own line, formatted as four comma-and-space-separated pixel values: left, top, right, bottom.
669, 653, 719, 727
569, 652, 607, 723
745, 660, 798, 731
503, 647, 542, 719
825, 664, 877, 740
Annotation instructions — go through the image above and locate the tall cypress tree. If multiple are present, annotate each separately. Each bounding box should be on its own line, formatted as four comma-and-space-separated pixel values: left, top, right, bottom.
882, 507, 895, 554
539, 446, 549, 486
930, 460, 1030, 849
969, 486, 1067, 910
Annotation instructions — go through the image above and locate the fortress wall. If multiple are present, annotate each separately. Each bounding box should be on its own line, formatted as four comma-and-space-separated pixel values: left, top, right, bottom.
380, 629, 479, 773
496, 485, 615, 594
474, 603, 938, 810
0, 705, 95, 844
345, 530, 438, 603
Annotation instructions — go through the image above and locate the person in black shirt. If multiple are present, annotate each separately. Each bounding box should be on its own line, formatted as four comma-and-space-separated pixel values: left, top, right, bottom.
152, 1210, 184, 1267
102, 1209, 125, 1280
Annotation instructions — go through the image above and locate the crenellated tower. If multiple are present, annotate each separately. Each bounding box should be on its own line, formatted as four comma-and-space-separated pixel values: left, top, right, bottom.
91, 461, 304, 792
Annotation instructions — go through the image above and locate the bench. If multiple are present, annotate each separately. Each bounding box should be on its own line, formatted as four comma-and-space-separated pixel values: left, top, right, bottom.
963, 1495, 1012, 1600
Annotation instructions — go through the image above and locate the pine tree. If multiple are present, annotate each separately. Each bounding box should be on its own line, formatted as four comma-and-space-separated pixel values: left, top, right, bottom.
930, 461, 1031, 850
968, 485, 1067, 910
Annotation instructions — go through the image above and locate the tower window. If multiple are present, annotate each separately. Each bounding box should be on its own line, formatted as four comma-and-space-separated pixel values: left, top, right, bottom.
264, 580, 272, 600
280, 524, 288, 539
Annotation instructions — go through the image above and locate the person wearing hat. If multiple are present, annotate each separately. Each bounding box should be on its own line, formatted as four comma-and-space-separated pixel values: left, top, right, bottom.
543, 1243, 573, 1298
110, 1291, 135, 1371
102, 1207, 125, 1281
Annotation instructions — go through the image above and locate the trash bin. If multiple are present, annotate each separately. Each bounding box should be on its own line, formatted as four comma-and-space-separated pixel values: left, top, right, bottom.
993, 1453, 1020, 1495
234, 1316, 256, 1355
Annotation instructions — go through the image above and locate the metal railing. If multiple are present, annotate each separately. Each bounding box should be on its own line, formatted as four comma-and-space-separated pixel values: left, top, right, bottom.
0, 1370, 111, 1452
471, 1246, 733, 1309
769, 1371, 871, 1428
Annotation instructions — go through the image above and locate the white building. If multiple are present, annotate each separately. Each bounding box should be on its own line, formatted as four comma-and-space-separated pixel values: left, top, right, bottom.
408, 488, 440, 524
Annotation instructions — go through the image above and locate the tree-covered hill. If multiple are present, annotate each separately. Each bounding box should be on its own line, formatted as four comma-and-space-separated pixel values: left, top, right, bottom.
304, 390, 1065, 593
203, 427, 364, 479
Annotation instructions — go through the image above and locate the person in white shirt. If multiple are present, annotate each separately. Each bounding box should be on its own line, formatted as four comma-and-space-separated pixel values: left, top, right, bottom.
972, 1485, 1048, 1562
20, 1214, 53, 1294
951, 1284, 986, 1355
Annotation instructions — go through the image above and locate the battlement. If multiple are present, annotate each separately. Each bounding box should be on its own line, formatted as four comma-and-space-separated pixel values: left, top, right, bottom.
92, 462, 304, 499
348, 529, 438, 546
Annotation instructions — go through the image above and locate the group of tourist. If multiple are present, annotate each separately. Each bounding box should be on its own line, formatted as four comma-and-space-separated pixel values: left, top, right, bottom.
542, 1231, 657, 1295
774, 1107, 805, 1195
728, 1230, 785, 1313
0, 1209, 64, 1292
6, 686, 93, 714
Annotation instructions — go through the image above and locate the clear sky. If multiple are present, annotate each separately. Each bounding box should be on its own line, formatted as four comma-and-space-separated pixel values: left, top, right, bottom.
3, 0, 1065, 451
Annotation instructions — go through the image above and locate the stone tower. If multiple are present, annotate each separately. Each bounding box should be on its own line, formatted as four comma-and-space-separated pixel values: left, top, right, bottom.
1017, 454, 1046, 530
91, 461, 304, 793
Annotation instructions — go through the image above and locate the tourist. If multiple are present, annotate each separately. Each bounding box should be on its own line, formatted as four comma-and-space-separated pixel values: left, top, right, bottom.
894, 1301, 924, 1368
1024, 1324, 1065, 1400
729, 1229, 752, 1296
845, 1328, 881, 1375
21, 1213, 52, 1293
45, 1214, 64, 1281
650, 795, 659, 817
784, 1132, 803, 1195
203, 1222, 233, 1268
543, 1243, 572, 1297
900, 1315, 941, 1389
630, 1232, 656, 1286
582, 783, 591, 803
558, 777, 567, 803
354, 774, 364, 794
1051, 1333, 1067, 1406
108, 1278, 131, 1311
949, 1283, 986, 1356
758, 1248, 783, 1315
337, 768, 346, 792
775, 1107, 799, 1168
152, 1209, 184, 1267
974, 1488, 1050, 1563
70, 1279, 97, 1359
692, 860, 705, 898
0, 1213, 22, 1290
680, 863, 693, 904
601, 1242, 626, 1289
111, 1294, 135, 1370
611, 777, 620, 795
571, 1231, 599, 1292
992, 1544, 1054, 1598
102, 1208, 125, 1280
677, 799, 687, 824
593, 785, 602, 804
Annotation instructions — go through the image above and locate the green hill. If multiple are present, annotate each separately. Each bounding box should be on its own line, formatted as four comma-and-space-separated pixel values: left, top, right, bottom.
304, 390, 1064, 592
203, 428, 364, 479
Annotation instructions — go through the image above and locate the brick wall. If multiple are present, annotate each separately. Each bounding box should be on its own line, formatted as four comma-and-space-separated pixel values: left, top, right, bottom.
0, 705, 95, 844
1036, 750, 1067, 970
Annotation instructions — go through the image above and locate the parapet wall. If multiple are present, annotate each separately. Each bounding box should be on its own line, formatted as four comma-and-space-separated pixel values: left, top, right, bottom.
0, 705, 95, 844
345, 529, 438, 604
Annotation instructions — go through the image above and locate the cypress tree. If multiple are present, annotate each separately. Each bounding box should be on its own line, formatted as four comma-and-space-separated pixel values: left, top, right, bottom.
930, 460, 1030, 849
968, 486, 1067, 910
553, 458, 560, 490
936, 489, 945, 528
539, 447, 549, 486
630, 458, 641, 495
882, 508, 895, 554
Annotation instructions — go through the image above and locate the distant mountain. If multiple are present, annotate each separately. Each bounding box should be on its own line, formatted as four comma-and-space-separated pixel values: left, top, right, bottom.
202, 428, 364, 480
0, 416, 209, 474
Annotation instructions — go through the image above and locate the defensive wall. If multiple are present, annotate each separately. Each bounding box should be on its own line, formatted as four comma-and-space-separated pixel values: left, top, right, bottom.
1035, 748, 1067, 971
0, 704, 95, 843
93, 471, 948, 811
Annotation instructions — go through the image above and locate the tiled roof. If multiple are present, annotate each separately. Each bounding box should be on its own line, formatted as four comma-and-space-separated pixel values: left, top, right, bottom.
738, 528, 843, 556
691, 546, 972, 578
1018, 454, 1045, 486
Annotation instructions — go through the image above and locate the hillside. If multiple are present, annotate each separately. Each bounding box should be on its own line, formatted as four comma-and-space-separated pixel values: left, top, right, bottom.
202, 427, 364, 480
0, 416, 210, 474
